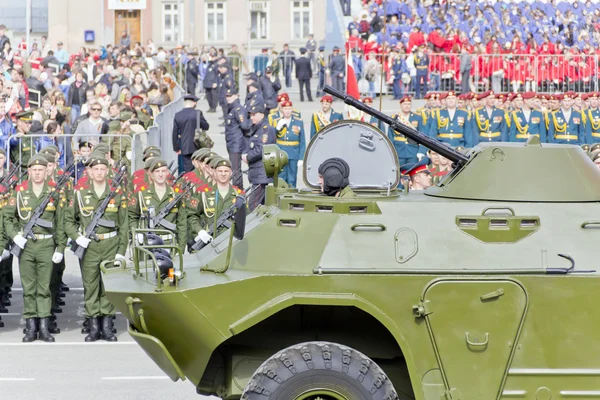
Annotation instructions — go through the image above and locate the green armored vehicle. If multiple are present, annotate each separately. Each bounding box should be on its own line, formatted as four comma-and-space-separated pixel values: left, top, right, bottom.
103, 86, 600, 400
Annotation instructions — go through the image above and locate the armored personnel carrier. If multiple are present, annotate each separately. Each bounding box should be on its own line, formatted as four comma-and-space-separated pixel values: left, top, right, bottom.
102, 86, 600, 400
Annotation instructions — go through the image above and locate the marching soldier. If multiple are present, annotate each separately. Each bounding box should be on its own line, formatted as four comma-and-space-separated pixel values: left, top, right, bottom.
428, 91, 473, 148
9, 111, 36, 170
388, 96, 426, 165
310, 95, 343, 139
585, 93, 600, 144
548, 92, 586, 145
275, 100, 306, 188
182, 148, 211, 186
4, 155, 67, 342
242, 102, 277, 211
224, 88, 251, 189
64, 155, 128, 342
129, 158, 187, 252
509, 92, 547, 142
130, 146, 162, 192
472, 91, 508, 144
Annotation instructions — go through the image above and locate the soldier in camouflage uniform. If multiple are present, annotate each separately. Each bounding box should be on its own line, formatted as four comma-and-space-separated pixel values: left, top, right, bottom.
64, 155, 129, 342
4, 154, 67, 342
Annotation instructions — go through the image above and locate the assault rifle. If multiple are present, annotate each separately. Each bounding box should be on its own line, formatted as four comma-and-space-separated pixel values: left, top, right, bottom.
147, 181, 195, 230
186, 187, 253, 254
70, 165, 128, 259
10, 159, 75, 258
323, 85, 470, 167
0, 161, 21, 188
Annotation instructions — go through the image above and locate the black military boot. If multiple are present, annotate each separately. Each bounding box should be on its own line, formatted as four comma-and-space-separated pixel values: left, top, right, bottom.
22, 318, 38, 342
2, 293, 10, 307
0, 302, 7, 313
81, 317, 90, 334
101, 316, 118, 342
59, 282, 69, 292
48, 315, 60, 334
0, 315, 4, 328
51, 305, 62, 314
58, 291, 66, 298
84, 317, 101, 342
38, 318, 55, 343
56, 296, 65, 306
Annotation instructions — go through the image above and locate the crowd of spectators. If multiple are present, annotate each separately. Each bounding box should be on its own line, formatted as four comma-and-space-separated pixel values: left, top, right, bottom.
345, 0, 600, 97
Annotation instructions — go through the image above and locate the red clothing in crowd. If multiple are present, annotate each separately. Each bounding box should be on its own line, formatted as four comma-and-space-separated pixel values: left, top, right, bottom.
346, 36, 364, 53
427, 30, 446, 49
407, 31, 425, 52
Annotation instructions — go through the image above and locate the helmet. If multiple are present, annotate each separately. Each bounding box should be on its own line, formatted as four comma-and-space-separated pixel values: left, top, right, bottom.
153, 249, 173, 280
146, 232, 165, 247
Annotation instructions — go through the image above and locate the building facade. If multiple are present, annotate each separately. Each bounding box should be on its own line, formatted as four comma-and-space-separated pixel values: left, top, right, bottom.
44, 0, 326, 56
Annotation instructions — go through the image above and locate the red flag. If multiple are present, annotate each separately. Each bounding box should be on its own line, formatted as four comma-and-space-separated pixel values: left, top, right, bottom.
346, 53, 360, 99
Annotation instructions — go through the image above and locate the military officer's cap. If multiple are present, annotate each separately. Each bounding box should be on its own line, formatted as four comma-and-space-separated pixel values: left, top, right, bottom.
477, 90, 493, 101
249, 81, 261, 90
246, 72, 259, 82
522, 92, 536, 100
248, 102, 266, 114
16, 111, 34, 121
119, 111, 134, 121
265, 66, 273, 74
89, 156, 110, 167
319, 45, 325, 51
27, 154, 48, 167
399, 95, 412, 104
149, 158, 169, 172
582, 144, 591, 152
214, 158, 232, 169
183, 94, 199, 102
401, 158, 430, 177
590, 150, 600, 163
333, 46, 340, 52
277, 93, 290, 102
362, 97, 373, 104
320, 95, 333, 103
590, 143, 600, 153
281, 100, 293, 108
225, 87, 238, 96
563, 91, 576, 99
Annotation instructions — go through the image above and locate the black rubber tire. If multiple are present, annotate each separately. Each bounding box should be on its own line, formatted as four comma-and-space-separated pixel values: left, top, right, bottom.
241, 341, 399, 400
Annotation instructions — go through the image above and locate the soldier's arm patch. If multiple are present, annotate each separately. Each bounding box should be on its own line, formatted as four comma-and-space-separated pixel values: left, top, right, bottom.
9, 197, 15, 206
190, 198, 199, 208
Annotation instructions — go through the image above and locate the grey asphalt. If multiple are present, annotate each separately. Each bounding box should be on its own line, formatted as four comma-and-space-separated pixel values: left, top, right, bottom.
0, 79, 410, 399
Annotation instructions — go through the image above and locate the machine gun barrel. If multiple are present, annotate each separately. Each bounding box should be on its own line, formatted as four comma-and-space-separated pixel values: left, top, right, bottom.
323, 85, 470, 166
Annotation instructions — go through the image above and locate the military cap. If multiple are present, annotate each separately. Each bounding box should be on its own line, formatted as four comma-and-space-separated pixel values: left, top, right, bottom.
41, 144, 60, 154
588, 92, 599, 100
399, 95, 412, 104
438, 92, 447, 101
0, 148, 6, 156
333, 46, 340, 52
94, 143, 110, 152
589, 143, 600, 153
277, 93, 290, 102
299, 47, 307, 54
40, 146, 58, 157
522, 92, 536, 100
149, 158, 169, 172
319, 45, 325, 51
581, 144, 591, 152
362, 97, 373, 104
142, 149, 161, 161
199, 151, 218, 162
41, 152, 56, 163
225, 87, 238, 96
119, 111, 134, 121
213, 158, 232, 169
248, 102, 266, 114
281, 100, 293, 108
265, 66, 273, 73
142, 146, 160, 155
249, 81, 261, 90
246, 72, 259, 82
16, 111, 34, 121
401, 158, 430, 177
144, 158, 156, 169
27, 154, 48, 167
477, 90, 493, 101
590, 150, 600, 163
320, 95, 333, 103
205, 154, 221, 167
192, 148, 210, 160
89, 156, 110, 167
183, 94, 199, 102
564, 91, 576, 99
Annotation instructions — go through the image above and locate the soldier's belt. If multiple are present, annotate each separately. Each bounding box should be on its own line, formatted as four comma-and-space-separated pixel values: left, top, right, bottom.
516, 134, 539, 139
393, 137, 408, 143
592, 132, 600, 138
159, 234, 174, 241
479, 132, 501, 138
276, 140, 300, 146
96, 231, 117, 240
438, 133, 463, 139
554, 134, 579, 140
32, 234, 53, 240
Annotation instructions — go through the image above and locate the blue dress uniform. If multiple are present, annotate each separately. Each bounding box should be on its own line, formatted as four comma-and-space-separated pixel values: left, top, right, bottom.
362, 98, 383, 130
585, 107, 600, 144
388, 111, 425, 165
429, 107, 473, 148
275, 113, 306, 188
471, 107, 508, 144
509, 109, 547, 142
548, 109, 586, 145
310, 95, 343, 139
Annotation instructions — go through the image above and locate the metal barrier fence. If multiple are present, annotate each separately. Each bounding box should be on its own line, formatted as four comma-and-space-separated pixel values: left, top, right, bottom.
6, 132, 148, 182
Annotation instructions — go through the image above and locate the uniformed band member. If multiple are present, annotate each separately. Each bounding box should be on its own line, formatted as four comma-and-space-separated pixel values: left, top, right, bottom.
65, 155, 128, 342
310, 95, 343, 139
317, 158, 356, 198
388, 96, 426, 165
472, 91, 508, 144
428, 91, 472, 148
4, 154, 67, 342
242, 102, 277, 211
509, 92, 547, 142
548, 92, 585, 145
275, 100, 306, 188
129, 158, 187, 251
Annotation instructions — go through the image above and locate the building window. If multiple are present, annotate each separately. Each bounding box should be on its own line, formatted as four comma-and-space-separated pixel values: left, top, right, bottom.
206, 2, 226, 42
249, 1, 269, 40
162, 2, 183, 43
292, 1, 312, 40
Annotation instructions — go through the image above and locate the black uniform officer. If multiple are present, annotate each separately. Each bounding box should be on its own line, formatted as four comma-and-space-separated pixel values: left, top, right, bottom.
245, 81, 265, 112
203, 53, 219, 113
259, 66, 281, 114
172, 94, 210, 173
218, 62, 236, 126
317, 46, 326, 96
186, 54, 199, 96
242, 102, 277, 211
224, 87, 251, 188
329, 46, 345, 93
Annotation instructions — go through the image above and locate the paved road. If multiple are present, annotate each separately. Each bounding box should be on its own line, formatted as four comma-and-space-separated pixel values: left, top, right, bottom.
0, 82, 413, 399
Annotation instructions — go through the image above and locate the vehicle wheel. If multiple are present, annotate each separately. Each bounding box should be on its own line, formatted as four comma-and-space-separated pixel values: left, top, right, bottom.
241, 341, 399, 400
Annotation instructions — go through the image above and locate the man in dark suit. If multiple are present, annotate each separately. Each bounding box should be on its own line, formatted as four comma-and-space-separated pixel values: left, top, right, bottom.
172, 95, 210, 173
295, 48, 313, 102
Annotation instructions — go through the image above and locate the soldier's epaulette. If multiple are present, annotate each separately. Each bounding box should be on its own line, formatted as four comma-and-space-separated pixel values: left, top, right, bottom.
16, 180, 29, 192
232, 185, 245, 195
293, 110, 302, 117
269, 109, 277, 115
